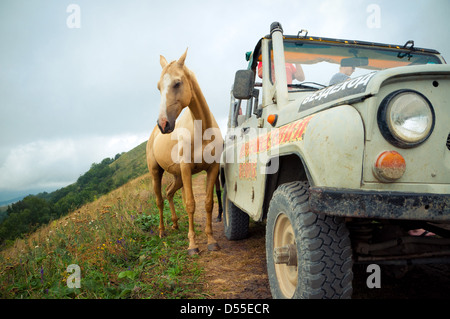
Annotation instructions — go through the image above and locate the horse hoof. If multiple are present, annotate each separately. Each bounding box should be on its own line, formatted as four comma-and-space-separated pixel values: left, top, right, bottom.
214, 217, 222, 222
159, 231, 166, 238
172, 225, 179, 230
187, 248, 200, 256
207, 243, 220, 251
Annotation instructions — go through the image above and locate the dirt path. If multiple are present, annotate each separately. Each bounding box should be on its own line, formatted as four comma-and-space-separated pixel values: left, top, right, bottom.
190, 174, 450, 299
191, 174, 271, 299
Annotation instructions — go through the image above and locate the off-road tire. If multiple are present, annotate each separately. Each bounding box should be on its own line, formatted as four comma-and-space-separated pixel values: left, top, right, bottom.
266, 181, 353, 299
223, 184, 249, 240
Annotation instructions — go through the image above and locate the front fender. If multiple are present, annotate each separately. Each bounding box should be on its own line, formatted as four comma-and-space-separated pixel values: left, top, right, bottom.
300, 105, 365, 188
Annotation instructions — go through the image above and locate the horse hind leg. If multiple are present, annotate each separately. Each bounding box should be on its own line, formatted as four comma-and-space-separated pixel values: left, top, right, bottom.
205, 166, 220, 251
214, 177, 223, 222
166, 175, 183, 230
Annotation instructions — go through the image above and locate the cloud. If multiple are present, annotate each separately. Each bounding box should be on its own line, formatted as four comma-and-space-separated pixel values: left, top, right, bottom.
0, 132, 148, 193
1, 0, 449, 202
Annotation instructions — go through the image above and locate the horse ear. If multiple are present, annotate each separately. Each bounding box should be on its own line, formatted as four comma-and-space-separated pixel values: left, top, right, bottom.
177, 48, 188, 67
160, 55, 168, 68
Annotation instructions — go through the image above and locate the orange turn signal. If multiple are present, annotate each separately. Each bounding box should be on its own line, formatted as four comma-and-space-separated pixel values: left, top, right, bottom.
373, 151, 406, 182
267, 114, 278, 126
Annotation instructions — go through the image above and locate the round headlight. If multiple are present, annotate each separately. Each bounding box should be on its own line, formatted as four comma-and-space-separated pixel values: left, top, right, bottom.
378, 90, 435, 148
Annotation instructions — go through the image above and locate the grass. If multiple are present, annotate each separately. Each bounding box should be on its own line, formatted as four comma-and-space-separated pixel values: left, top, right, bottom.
0, 173, 207, 299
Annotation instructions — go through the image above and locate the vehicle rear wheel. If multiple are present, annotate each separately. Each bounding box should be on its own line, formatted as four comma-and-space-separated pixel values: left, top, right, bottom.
266, 181, 353, 299
223, 184, 249, 240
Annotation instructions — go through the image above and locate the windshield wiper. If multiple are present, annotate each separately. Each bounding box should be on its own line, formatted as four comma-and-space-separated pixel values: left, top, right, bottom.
288, 82, 326, 90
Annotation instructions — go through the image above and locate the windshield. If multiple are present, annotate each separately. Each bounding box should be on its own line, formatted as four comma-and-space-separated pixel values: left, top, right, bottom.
264, 39, 442, 90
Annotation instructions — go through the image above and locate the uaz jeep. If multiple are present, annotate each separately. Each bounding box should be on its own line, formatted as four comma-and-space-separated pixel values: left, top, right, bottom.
220, 22, 450, 299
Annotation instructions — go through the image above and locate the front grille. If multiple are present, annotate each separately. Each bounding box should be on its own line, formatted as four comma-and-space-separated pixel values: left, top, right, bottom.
447, 133, 450, 151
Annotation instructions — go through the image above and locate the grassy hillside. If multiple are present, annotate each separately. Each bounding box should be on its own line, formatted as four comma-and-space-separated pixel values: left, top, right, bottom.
0, 173, 206, 299
110, 141, 148, 188
0, 141, 149, 246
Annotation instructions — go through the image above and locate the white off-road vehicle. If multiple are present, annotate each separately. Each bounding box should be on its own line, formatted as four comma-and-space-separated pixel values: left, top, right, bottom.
220, 22, 450, 299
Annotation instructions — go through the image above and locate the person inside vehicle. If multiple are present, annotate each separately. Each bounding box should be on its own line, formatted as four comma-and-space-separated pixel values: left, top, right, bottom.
329, 61, 355, 85
257, 61, 305, 84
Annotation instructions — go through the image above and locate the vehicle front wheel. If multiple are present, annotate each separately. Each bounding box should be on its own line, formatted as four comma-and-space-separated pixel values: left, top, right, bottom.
266, 181, 353, 299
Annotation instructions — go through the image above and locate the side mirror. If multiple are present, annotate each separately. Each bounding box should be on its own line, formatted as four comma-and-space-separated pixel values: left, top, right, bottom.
233, 70, 255, 99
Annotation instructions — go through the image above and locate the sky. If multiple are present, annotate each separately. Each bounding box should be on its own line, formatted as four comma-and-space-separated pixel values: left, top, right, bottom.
1, 0, 449, 202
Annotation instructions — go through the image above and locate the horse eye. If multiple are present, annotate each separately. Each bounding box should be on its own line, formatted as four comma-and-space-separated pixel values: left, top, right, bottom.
173, 81, 182, 89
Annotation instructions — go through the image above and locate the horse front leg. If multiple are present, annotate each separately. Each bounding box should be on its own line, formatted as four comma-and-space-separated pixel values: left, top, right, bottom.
151, 166, 165, 238
205, 164, 220, 251
180, 162, 198, 255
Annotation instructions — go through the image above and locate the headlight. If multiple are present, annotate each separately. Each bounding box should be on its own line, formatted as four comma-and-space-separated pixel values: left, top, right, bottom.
377, 90, 435, 148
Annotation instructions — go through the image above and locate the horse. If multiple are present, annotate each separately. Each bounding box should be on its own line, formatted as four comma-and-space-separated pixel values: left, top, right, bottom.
146, 49, 224, 255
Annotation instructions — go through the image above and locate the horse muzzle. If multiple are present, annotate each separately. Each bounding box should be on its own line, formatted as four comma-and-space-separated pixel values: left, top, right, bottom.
157, 119, 174, 134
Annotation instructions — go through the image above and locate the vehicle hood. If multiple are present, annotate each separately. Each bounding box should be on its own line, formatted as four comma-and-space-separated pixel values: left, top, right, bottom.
299, 64, 450, 112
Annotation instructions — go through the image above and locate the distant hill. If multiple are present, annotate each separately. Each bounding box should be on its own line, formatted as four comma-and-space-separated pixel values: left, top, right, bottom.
0, 196, 26, 207
0, 196, 25, 222
0, 140, 149, 246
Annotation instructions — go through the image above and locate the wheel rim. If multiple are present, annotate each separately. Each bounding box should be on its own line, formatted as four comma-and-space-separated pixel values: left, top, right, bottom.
273, 212, 298, 298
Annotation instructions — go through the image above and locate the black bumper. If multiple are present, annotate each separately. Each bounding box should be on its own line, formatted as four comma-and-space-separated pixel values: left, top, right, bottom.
309, 187, 450, 221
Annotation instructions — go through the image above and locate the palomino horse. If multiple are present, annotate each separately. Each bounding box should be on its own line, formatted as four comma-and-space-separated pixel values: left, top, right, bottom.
146, 49, 223, 255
